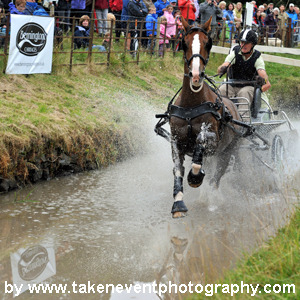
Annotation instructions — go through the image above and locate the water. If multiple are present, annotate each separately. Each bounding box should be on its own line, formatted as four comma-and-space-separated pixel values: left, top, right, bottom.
0, 117, 299, 300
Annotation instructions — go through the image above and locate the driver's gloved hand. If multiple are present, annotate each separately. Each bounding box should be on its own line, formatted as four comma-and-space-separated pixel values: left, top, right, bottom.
256, 75, 266, 86
219, 66, 228, 78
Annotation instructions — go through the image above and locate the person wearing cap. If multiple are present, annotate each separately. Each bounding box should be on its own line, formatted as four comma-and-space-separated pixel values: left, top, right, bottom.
217, 29, 271, 107
170, 0, 178, 14
266, 2, 273, 15
286, 3, 298, 28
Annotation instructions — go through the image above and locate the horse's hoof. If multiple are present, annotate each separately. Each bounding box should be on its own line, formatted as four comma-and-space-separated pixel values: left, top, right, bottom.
187, 168, 205, 188
172, 211, 187, 218
171, 200, 188, 218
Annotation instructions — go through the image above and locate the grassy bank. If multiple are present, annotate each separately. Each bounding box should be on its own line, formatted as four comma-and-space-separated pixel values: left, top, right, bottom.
187, 197, 300, 300
0, 53, 184, 190
0, 50, 299, 190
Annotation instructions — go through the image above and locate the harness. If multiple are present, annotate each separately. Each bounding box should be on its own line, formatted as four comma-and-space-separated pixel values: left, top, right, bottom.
154, 27, 255, 145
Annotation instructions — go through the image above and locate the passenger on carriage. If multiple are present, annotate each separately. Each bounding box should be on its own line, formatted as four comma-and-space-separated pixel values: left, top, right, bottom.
217, 29, 271, 112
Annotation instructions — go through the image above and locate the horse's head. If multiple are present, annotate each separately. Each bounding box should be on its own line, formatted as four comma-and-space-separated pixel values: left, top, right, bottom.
181, 16, 213, 91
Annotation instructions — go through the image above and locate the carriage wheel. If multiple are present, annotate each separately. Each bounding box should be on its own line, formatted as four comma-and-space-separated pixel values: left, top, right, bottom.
271, 135, 285, 173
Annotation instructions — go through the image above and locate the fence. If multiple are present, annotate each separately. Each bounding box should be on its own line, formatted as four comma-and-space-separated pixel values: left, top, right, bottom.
0, 13, 299, 73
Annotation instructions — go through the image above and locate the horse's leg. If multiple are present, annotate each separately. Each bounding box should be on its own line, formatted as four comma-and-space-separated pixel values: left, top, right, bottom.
210, 137, 239, 188
171, 140, 188, 218
187, 127, 217, 188
187, 143, 206, 188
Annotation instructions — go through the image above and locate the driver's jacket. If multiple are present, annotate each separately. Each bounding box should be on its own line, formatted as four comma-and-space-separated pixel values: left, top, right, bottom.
228, 45, 262, 81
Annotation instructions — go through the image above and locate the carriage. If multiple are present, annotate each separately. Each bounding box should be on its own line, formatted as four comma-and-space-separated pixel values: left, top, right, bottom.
154, 16, 298, 218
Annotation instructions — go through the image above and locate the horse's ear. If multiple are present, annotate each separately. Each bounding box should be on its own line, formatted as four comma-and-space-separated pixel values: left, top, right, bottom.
181, 17, 190, 33
203, 16, 212, 32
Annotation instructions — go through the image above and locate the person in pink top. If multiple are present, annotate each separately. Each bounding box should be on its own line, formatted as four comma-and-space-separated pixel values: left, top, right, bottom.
159, 16, 171, 56
163, 4, 176, 49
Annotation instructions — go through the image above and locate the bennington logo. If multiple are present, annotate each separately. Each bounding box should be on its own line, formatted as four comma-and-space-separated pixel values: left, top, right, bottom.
18, 245, 49, 281
16, 23, 47, 56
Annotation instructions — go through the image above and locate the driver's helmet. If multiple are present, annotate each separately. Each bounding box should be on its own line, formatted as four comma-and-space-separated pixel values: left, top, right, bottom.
239, 29, 258, 45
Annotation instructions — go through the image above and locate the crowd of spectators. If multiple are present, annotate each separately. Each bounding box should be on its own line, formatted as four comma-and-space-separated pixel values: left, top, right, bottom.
0, 0, 299, 51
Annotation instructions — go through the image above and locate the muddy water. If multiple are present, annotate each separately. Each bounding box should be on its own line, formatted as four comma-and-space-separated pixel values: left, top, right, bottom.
0, 118, 299, 300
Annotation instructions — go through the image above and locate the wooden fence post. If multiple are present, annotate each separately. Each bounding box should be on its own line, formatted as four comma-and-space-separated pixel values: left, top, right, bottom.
155, 18, 161, 56
70, 17, 75, 72
107, 19, 114, 66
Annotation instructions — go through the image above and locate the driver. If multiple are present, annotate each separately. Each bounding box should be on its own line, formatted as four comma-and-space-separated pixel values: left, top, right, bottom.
217, 29, 271, 104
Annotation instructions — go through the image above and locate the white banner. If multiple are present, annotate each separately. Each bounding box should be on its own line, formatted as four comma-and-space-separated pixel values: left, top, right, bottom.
245, 2, 254, 27
6, 15, 54, 74
10, 244, 56, 297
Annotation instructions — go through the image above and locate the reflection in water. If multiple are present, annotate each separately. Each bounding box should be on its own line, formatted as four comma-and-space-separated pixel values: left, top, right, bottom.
0, 119, 299, 299
10, 245, 56, 297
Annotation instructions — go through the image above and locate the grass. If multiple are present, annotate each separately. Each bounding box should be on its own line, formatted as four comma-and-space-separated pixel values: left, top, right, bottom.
187, 197, 300, 300
0, 52, 183, 183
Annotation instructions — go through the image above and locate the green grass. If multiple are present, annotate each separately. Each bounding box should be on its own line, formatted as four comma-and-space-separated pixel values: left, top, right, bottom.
187, 199, 300, 300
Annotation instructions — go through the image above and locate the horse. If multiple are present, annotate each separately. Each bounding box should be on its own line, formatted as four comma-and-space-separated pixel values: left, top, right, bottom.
168, 16, 242, 218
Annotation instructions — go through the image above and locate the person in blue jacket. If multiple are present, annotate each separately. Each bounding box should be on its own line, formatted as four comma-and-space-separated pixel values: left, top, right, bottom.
9, 0, 26, 14
145, 6, 157, 50
224, 3, 235, 39
286, 3, 298, 28
154, 0, 171, 17
24, 0, 49, 16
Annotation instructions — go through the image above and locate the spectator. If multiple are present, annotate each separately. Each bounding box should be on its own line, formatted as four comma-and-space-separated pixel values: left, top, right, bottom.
265, 8, 278, 37
95, 0, 109, 37
194, 0, 199, 23
266, 2, 273, 15
233, 2, 242, 25
0, 1, 6, 24
74, 14, 90, 49
251, 0, 257, 16
170, 0, 177, 15
199, 0, 221, 35
286, 3, 298, 29
24, 0, 49, 15
102, 31, 112, 49
127, 0, 148, 52
263, 3, 267, 12
278, 4, 288, 42
145, 6, 157, 50
163, 4, 175, 48
0, 0, 6, 48
258, 5, 265, 13
9, 0, 26, 14
109, 0, 123, 42
178, 0, 196, 25
70, 0, 86, 22
216, 1, 226, 39
294, 6, 300, 43
224, 3, 235, 39
253, 9, 259, 24
57, 0, 71, 32
260, 12, 266, 26
155, 0, 171, 17
159, 15, 171, 56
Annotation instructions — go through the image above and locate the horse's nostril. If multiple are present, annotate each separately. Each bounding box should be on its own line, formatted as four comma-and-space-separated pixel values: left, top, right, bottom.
189, 72, 193, 78
200, 72, 205, 77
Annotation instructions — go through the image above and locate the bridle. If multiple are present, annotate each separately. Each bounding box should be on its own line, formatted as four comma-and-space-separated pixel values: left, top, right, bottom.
182, 26, 212, 92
